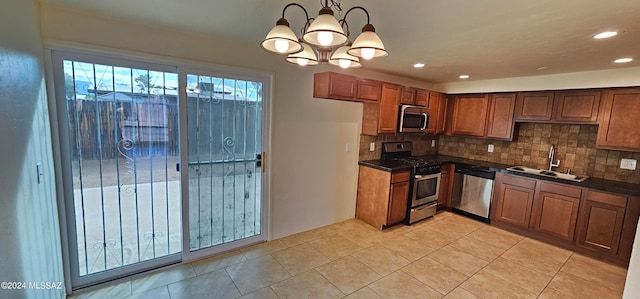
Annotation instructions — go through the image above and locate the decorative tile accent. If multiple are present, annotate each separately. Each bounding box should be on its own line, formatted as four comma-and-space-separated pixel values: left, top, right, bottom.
359, 133, 438, 161
438, 123, 640, 184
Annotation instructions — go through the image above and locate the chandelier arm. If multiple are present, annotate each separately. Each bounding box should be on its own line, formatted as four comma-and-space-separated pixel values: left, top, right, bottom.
341, 6, 370, 24
282, 3, 310, 21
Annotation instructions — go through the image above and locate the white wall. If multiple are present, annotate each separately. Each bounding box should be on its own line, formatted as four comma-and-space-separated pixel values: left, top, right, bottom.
623, 217, 640, 298
435, 67, 640, 94
0, 1, 65, 298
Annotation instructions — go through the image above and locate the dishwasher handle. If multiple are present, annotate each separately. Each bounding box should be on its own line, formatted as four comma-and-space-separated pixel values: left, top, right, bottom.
455, 167, 495, 180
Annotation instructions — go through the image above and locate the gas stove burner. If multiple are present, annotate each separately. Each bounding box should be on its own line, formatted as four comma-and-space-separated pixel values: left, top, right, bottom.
394, 157, 441, 167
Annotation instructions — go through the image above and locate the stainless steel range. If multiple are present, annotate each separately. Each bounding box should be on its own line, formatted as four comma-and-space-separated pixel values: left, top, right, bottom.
382, 142, 441, 224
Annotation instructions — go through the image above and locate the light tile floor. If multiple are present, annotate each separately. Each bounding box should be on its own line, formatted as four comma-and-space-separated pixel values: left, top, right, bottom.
68, 212, 628, 299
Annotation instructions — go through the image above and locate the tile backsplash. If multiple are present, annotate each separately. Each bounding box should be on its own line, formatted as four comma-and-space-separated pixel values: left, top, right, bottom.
359, 134, 438, 161
438, 123, 640, 184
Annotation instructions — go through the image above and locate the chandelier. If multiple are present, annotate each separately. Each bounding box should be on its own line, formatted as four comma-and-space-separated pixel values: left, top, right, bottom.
260, 0, 388, 69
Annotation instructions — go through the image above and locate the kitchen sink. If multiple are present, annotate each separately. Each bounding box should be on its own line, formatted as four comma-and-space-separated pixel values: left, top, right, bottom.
506, 166, 589, 182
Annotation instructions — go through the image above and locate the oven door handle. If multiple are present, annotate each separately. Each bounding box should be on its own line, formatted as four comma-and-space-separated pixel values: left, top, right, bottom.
414, 173, 440, 180
420, 113, 428, 130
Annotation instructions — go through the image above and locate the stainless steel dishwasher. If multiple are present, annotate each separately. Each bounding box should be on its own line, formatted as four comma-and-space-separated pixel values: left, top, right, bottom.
450, 164, 496, 223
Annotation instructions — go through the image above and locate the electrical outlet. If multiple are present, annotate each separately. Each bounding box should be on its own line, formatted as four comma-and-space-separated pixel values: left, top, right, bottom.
345, 143, 351, 152
431, 140, 436, 147
488, 144, 494, 153
620, 158, 637, 170
369, 142, 375, 152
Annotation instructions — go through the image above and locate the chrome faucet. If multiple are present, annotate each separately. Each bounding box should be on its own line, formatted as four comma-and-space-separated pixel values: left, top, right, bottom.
548, 144, 560, 171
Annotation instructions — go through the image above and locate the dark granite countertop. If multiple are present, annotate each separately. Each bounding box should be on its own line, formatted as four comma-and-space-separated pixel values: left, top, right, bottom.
357, 160, 412, 172
359, 155, 640, 196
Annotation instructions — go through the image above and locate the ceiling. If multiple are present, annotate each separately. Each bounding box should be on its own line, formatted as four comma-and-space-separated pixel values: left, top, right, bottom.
40, 0, 640, 83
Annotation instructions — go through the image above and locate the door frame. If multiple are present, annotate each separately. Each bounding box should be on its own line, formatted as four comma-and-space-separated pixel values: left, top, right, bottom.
178, 66, 271, 262
45, 42, 272, 292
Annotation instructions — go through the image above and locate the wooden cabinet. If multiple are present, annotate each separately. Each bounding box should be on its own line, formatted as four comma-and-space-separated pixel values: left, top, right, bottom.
426, 91, 448, 135
313, 72, 380, 102
389, 178, 410, 225
447, 94, 490, 137
415, 88, 430, 107
491, 173, 536, 229
553, 90, 601, 123
401, 87, 415, 105
486, 93, 516, 140
515, 90, 602, 124
530, 182, 582, 242
596, 88, 640, 152
514, 92, 555, 121
437, 164, 452, 209
362, 83, 401, 135
576, 190, 627, 255
356, 166, 410, 229
314, 72, 356, 101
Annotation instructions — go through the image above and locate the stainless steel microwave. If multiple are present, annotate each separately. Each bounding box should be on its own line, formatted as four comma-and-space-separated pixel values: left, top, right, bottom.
398, 105, 429, 133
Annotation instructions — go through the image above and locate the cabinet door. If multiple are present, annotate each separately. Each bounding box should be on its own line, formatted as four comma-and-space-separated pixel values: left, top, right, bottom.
401, 87, 415, 105
576, 190, 627, 255
313, 72, 356, 100
415, 89, 430, 107
491, 174, 535, 228
426, 92, 440, 134
435, 96, 448, 134
356, 79, 381, 102
388, 181, 410, 225
514, 92, 554, 121
378, 83, 402, 134
449, 94, 490, 137
596, 88, 640, 151
437, 165, 450, 208
486, 93, 516, 140
553, 90, 601, 123
531, 191, 580, 242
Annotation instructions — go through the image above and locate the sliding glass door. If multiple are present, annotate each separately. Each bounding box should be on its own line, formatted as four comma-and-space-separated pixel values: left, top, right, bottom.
51, 51, 269, 288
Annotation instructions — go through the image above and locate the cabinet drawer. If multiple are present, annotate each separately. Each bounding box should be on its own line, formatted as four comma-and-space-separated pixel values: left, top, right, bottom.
539, 182, 582, 198
502, 174, 537, 190
586, 190, 627, 208
391, 171, 411, 183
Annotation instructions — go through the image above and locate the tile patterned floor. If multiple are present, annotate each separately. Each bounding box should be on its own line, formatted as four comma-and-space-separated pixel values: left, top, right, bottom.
68, 212, 628, 299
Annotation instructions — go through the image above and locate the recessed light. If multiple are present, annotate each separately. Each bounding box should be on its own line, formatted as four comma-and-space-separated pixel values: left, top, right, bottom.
614, 58, 633, 63
594, 31, 618, 39
536, 66, 548, 71
413, 63, 425, 68
459, 75, 469, 79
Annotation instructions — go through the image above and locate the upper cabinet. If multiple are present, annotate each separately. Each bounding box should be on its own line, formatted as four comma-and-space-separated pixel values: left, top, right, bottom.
314, 72, 380, 102
362, 83, 401, 135
447, 94, 490, 137
415, 88, 430, 107
514, 92, 555, 121
553, 90, 601, 123
514, 90, 602, 124
400, 87, 415, 105
427, 91, 447, 134
486, 93, 516, 140
596, 88, 640, 152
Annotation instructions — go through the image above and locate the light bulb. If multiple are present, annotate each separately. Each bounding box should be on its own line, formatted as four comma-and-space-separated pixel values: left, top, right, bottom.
317, 31, 333, 46
338, 59, 351, 68
274, 39, 289, 53
296, 58, 309, 66
361, 48, 375, 60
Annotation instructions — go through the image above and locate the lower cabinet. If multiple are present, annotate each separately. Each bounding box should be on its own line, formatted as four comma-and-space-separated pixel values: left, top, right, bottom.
356, 166, 410, 229
437, 164, 452, 208
576, 190, 627, 255
491, 173, 536, 229
530, 182, 582, 242
491, 172, 639, 265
